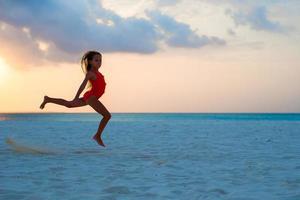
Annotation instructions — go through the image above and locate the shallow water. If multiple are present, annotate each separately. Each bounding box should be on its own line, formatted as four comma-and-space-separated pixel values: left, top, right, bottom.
1, 113, 300, 199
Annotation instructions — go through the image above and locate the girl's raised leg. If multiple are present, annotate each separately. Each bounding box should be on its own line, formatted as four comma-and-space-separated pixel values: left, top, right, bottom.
40, 95, 87, 109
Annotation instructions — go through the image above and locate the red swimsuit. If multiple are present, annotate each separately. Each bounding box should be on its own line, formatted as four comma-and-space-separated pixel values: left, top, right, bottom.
83, 70, 106, 102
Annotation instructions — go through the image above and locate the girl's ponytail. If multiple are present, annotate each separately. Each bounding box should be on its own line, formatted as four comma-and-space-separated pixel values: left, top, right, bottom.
80, 50, 102, 89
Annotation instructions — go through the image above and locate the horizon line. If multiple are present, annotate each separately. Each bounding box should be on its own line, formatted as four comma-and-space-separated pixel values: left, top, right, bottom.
1, 112, 300, 114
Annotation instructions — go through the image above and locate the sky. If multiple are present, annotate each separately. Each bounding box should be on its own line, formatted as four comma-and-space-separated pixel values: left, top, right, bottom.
0, 0, 299, 113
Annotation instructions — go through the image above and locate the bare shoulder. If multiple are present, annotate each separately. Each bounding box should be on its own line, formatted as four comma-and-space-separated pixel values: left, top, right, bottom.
86, 71, 96, 80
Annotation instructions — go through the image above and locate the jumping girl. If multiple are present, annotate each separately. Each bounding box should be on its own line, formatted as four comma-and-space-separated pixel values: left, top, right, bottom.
39, 50, 111, 147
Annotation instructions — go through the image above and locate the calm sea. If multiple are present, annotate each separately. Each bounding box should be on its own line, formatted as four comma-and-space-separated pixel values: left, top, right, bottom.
1, 113, 300, 199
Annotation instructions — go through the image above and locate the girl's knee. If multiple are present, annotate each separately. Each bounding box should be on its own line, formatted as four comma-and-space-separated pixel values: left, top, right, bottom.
66, 101, 72, 108
103, 113, 111, 120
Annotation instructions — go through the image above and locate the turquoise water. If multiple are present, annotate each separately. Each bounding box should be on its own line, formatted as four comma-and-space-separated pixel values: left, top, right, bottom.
1, 113, 300, 199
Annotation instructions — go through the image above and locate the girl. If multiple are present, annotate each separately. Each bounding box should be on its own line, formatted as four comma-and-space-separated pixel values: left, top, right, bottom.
39, 50, 111, 147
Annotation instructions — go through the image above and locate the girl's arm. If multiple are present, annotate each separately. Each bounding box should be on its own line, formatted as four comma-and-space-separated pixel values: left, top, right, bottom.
73, 73, 91, 100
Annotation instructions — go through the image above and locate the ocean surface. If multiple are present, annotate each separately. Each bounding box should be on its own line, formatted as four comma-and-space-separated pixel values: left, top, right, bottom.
0, 113, 300, 200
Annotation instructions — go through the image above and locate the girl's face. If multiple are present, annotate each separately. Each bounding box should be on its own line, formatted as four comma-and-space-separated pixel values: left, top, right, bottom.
90, 54, 102, 69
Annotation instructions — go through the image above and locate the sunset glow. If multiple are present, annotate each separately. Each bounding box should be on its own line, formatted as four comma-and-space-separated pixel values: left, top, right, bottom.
0, 0, 299, 113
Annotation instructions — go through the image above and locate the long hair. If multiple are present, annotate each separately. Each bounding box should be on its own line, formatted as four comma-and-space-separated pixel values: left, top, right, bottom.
80, 50, 102, 89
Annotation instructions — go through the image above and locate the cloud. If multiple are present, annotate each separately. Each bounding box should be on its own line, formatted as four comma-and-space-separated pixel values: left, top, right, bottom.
0, 0, 159, 55
0, 21, 77, 69
226, 5, 286, 33
227, 28, 236, 36
154, 0, 181, 7
147, 11, 226, 48
0, 22, 44, 69
0, 0, 225, 68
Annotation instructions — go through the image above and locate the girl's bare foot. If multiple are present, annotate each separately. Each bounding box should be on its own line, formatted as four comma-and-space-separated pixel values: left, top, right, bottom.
40, 95, 49, 109
93, 134, 105, 147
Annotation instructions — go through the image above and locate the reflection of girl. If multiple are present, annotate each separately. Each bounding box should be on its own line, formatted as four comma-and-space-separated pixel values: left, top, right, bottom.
39, 51, 111, 147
